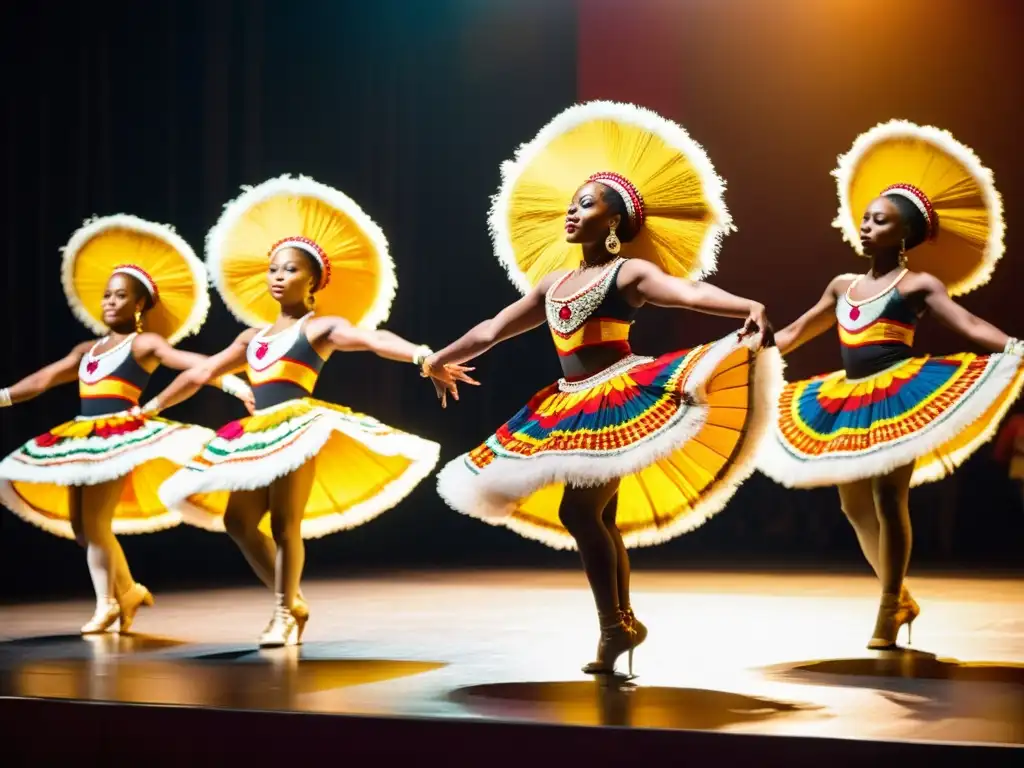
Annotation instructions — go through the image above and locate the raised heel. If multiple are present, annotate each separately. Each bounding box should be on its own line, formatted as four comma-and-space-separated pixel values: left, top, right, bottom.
868, 592, 914, 650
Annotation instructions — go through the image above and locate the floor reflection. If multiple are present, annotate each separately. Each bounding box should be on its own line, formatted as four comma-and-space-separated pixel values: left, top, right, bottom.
0, 650, 447, 712
0, 633, 186, 662
450, 680, 820, 730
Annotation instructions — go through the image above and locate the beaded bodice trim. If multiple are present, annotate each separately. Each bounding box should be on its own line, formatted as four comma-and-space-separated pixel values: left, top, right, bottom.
247, 313, 313, 371
545, 258, 625, 335
79, 334, 138, 383
557, 354, 653, 393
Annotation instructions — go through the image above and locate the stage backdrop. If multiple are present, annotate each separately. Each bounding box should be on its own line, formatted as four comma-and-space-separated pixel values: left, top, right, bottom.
1, 0, 1021, 601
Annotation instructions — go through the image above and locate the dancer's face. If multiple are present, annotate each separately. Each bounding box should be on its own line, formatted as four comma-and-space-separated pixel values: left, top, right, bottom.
565, 182, 622, 244
859, 197, 904, 254
267, 248, 317, 306
102, 273, 147, 328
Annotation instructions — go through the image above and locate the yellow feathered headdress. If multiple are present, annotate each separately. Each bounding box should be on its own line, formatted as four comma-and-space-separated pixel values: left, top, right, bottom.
60, 214, 209, 344
833, 119, 1004, 296
206, 174, 396, 328
489, 100, 734, 294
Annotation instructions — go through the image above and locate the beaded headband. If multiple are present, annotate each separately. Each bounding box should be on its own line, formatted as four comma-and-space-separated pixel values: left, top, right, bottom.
112, 264, 160, 303
270, 236, 332, 290
882, 183, 938, 240
589, 172, 646, 231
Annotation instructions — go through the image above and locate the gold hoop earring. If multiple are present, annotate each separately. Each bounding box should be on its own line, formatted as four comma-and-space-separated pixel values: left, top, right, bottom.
605, 226, 621, 255
134, 309, 143, 333
306, 293, 316, 311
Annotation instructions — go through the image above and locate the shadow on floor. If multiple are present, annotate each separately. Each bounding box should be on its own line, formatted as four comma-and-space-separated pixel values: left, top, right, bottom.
449, 679, 824, 730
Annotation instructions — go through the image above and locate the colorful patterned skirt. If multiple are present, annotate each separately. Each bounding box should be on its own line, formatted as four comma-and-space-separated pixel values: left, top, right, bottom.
158, 397, 441, 540
757, 352, 1024, 488
436, 334, 784, 550
0, 412, 214, 539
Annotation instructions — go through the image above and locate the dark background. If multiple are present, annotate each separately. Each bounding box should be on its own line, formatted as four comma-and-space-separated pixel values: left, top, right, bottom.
1, 0, 1022, 603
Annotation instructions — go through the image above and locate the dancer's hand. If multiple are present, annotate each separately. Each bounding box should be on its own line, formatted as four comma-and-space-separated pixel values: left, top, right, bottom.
423, 360, 479, 408
739, 303, 775, 349
241, 390, 256, 415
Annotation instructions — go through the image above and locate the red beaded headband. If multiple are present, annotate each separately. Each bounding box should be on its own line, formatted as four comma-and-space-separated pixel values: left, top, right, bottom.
882, 183, 938, 240
270, 236, 332, 290
112, 263, 160, 303
589, 172, 646, 231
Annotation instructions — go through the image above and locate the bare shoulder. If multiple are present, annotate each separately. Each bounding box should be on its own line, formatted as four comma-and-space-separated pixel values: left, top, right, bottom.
305, 315, 350, 342
901, 270, 945, 294
536, 270, 569, 293
132, 332, 166, 354
70, 339, 95, 358
829, 272, 860, 293
617, 257, 660, 284
235, 327, 260, 346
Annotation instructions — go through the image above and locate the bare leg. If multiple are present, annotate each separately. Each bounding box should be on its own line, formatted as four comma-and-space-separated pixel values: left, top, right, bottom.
80, 479, 129, 605
253, 462, 315, 647
838, 479, 883, 578
223, 488, 275, 590
600, 492, 631, 613
70, 483, 137, 599
559, 481, 623, 619
838, 477, 918, 613
872, 463, 914, 597
867, 463, 916, 647
268, 460, 315, 612
561, 480, 640, 675
69, 479, 130, 633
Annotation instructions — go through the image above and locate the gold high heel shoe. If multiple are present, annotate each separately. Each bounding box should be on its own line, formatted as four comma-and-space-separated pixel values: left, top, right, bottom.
118, 583, 155, 634
868, 592, 915, 650
623, 607, 648, 648
258, 594, 307, 648
582, 611, 638, 678
900, 587, 921, 624
81, 598, 121, 635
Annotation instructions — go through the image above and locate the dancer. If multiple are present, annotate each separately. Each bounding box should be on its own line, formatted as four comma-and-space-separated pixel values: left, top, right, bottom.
425, 102, 783, 677
154, 175, 472, 648
0, 215, 253, 634
758, 120, 1024, 649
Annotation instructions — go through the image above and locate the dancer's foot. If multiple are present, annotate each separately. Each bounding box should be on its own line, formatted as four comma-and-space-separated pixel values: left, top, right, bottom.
868, 592, 915, 650
117, 583, 154, 634
259, 594, 306, 648
81, 598, 120, 635
582, 611, 638, 678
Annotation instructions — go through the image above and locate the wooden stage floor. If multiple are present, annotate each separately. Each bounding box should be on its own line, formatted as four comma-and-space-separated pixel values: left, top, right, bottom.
1, 570, 1022, 762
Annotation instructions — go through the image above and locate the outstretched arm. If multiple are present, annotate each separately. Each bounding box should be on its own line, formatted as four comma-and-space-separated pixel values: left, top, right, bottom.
315, 316, 479, 405
774, 276, 846, 356
1, 341, 93, 407
621, 259, 771, 344
141, 330, 254, 415
426, 275, 555, 368
316, 317, 436, 363
134, 333, 253, 409
914, 273, 1015, 353
416, 274, 556, 407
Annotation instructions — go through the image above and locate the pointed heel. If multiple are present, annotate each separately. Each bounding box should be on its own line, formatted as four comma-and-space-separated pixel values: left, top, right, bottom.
582, 610, 642, 678
868, 592, 914, 651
